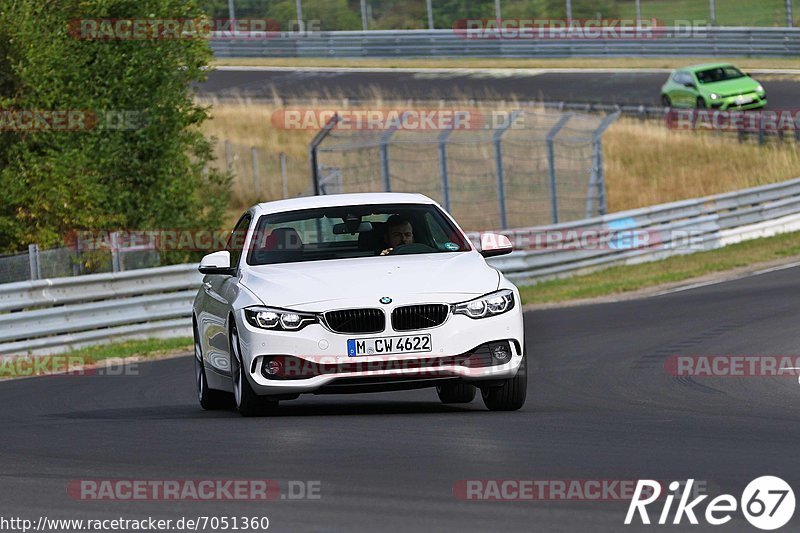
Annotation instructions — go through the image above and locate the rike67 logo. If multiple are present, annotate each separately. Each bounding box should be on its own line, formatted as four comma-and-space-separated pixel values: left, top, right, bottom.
625, 477, 795, 530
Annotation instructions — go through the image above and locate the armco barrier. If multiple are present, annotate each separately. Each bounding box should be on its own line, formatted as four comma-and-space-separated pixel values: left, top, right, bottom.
3, 177, 800, 355
0, 264, 202, 356
481, 177, 800, 282
210, 28, 800, 59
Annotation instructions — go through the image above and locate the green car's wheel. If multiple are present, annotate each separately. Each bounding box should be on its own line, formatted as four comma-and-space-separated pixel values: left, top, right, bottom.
696, 97, 707, 109
661, 94, 671, 107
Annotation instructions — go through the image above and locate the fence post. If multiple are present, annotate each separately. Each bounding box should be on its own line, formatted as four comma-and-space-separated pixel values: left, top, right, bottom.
492, 110, 523, 230
437, 129, 454, 212
545, 113, 573, 224
28, 244, 41, 281
224, 140, 232, 174
788, 0, 794, 27
379, 128, 398, 192
586, 112, 620, 218
308, 114, 340, 195
795, 114, 800, 144
111, 232, 121, 273
280, 152, 289, 199
251, 147, 259, 198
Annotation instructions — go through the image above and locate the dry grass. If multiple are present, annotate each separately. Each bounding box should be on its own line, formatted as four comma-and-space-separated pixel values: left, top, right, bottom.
604, 118, 800, 211
199, 100, 800, 225
199, 99, 317, 226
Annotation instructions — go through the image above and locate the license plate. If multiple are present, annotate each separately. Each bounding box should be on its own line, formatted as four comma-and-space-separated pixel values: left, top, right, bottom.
347, 334, 432, 357
734, 95, 753, 105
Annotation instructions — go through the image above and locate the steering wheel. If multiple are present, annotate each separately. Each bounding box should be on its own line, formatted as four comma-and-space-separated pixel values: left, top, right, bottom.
388, 243, 436, 255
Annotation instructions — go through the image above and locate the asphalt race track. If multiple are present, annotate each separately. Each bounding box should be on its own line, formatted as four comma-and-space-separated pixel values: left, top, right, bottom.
3, 266, 800, 532
198, 68, 800, 108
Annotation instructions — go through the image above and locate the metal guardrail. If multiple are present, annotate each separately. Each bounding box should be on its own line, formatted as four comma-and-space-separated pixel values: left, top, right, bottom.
3, 177, 800, 355
210, 28, 800, 58
481, 177, 800, 283
0, 264, 201, 355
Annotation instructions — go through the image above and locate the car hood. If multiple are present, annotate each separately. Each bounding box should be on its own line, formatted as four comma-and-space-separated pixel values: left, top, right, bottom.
241, 252, 500, 310
700, 77, 759, 95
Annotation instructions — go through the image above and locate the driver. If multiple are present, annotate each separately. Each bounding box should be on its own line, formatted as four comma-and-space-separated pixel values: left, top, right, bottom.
380, 215, 414, 255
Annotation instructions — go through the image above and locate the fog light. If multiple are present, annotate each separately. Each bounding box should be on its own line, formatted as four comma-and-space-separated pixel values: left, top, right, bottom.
490, 343, 511, 362
265, 360, 282, 376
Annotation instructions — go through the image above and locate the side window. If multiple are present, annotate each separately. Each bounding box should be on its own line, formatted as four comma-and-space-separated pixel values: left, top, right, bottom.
672, 71, 682, 82
227, 214, 252, 268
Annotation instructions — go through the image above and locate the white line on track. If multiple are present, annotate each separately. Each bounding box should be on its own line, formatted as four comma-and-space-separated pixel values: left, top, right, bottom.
649, 260, 800, 298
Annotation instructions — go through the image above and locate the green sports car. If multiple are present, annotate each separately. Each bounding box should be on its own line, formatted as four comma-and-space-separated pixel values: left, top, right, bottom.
660, 63, 767, 110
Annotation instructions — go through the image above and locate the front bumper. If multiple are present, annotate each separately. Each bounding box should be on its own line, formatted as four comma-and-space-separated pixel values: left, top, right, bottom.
710, 92, 766, 110
234, 306, 525, 396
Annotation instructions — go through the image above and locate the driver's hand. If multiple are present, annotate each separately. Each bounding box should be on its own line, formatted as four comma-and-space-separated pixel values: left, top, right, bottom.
380, 248, 393, 256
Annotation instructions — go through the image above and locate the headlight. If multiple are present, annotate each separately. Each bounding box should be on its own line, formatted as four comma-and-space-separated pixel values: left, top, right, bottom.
244, 307, 317, 331
453, 289, 515, 319
709, 93, 720, 100
756, 84, 765, 93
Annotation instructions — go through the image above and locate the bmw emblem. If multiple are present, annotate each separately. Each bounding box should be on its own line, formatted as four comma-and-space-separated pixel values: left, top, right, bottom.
380, 297, 392, 305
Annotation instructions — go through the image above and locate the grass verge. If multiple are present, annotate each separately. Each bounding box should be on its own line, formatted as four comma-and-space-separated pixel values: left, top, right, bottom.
0, 337, 194, 379
62, 337, 194, 363
519, 229, 800, 305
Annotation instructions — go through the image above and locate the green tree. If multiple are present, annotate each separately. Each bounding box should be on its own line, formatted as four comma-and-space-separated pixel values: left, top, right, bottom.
0, 0, 229, 255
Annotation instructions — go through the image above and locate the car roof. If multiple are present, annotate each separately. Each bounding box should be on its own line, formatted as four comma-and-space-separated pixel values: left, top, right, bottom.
683, 62, 736, 72
254, 192, 437, 215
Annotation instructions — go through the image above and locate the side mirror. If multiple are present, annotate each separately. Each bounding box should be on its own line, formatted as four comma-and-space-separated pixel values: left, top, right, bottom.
479, 233, 513, 258
684, 81, 696, 89
199, 250, 236, 276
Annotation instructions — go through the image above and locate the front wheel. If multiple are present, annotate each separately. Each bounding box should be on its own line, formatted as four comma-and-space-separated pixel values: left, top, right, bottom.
696, 97, 706, 109
230, 325, 278, 417
481, 355, 527, 411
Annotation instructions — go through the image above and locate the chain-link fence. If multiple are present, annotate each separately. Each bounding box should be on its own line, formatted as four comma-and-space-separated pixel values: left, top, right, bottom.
310, 109, 618, 231
0, 241, 161, 284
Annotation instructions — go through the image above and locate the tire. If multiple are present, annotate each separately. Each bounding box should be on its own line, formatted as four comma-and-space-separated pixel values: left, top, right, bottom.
481, 355, 527, 411
194, 325, 233, 410
661, 94, 671, 107
230, 324, 278, 417
696, 97, 706, 109
436, 381, 476, 404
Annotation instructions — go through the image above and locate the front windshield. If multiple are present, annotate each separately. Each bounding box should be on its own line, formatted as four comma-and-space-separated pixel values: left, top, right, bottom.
247, 203, 471, 266
696, 66, 745, 84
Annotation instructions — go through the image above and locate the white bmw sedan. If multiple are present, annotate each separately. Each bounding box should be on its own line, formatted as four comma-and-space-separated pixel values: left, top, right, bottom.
193, 193, 526, 416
